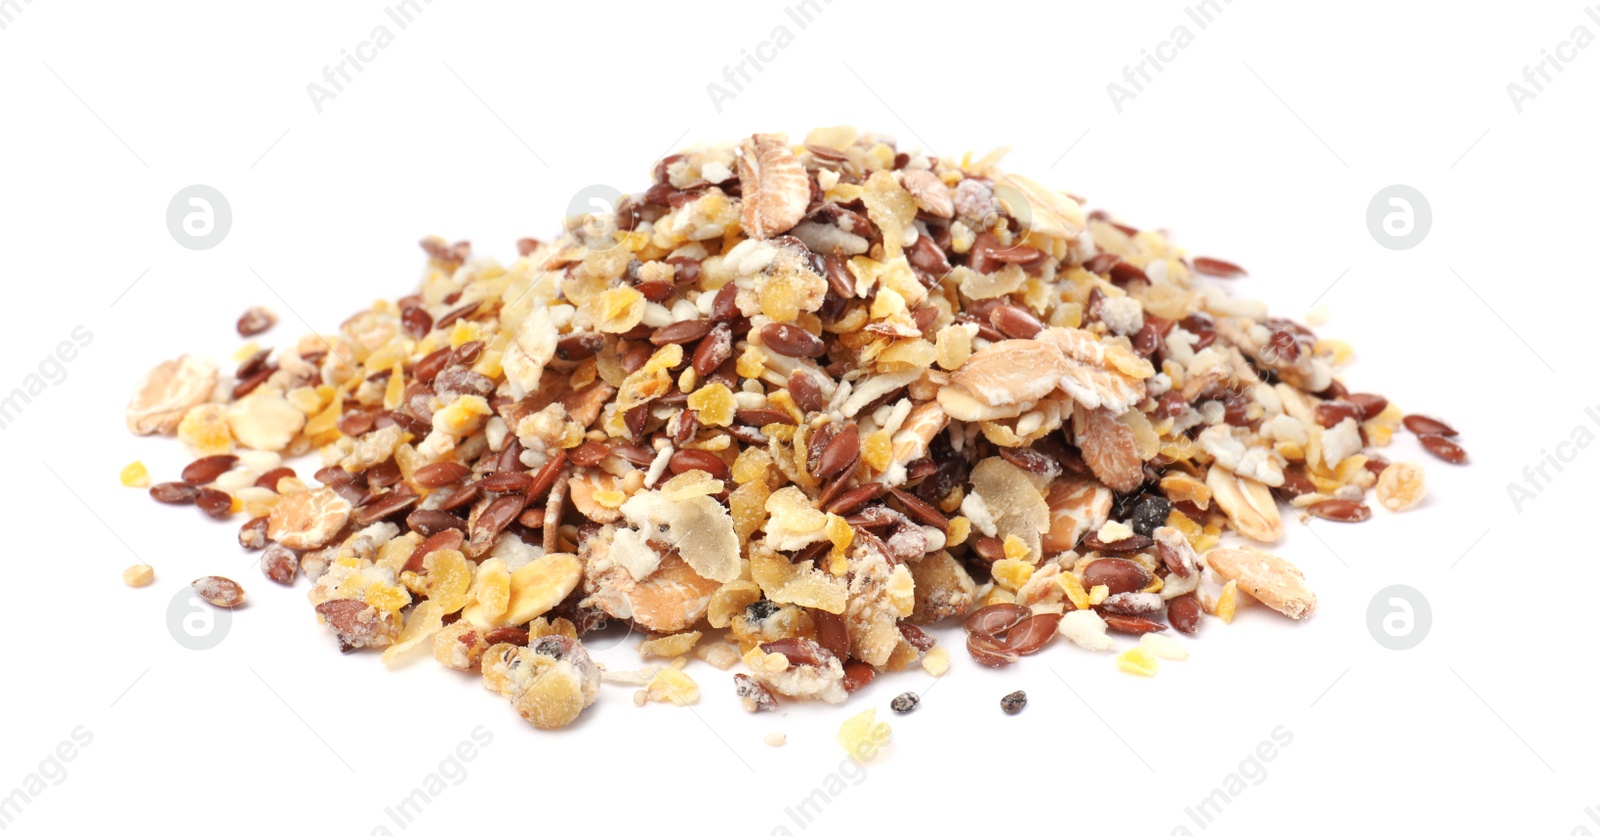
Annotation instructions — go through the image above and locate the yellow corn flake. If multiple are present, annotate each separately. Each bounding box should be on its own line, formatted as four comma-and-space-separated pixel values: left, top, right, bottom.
731, 446, 774, 485
836, 708, 893, 764
594, 489, 627, 509
707, 580, 763, 629
231, 341, 260, 363
1088, 584, 1110, 606
687, 382, 736, 427
935, 324, 973, 370
593, 286, 646, 334
922, 646, 950, 677
862, 170, 916, 261
381, 600, 444, 664
735, 344, 766, 379
433, 395, 491, 436
445, 319, 484, 350
364, 582, 410, 613
862, 430, 892, 472
286, 386, 324, 415
639, 631, 702, 659
750, 544, 847, 613
305, 390, 344, 437
660, 469, 724, 501
1116, 646, 1159, 677
120, 461, 149, 488
614, 344, 683, 413
1216, 579, 1239, 624
383, 362, 405, 411
472, 561, 512, 622
826, 513, 854, 563
1002, 535, 1030, 562
1315, 338, 1354, 365
870, 287, 907, 319
1142, 574, 1165, 595
878, 339, 937, 370
991, 558, 1034, 591
423, 548, 473, 613
1058, 572, 1091, 610
645, 665, 700, 705
757, 268, 824, 323
729, 479, 771, 543
946, 516, 971, 547
177, 404, 233, 457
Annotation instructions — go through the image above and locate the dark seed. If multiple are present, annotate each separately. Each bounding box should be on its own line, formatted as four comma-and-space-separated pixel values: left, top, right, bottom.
195, 488, 233, 520
760, 323, 826, 358
814, 423, 859, 480
405, 529, 465, 572
1000, 690, 1027, 715
966, 633, 1019, 668
1192, 256, 1246, 278
669, 448, 729, 480
1168, 596, 1202, 634
989, 304, 1044, 339
401, 305, 433, 339
1082, 558, 1152, 596
692, 323, 734, 376
788, 369, 826, 413
841, 660, 876, 693
1102, 613, 1168, 635
150, 482, 200, 505
1347, 393, 1390, 421
406, 508, 467, 537
1315, 401, 1363, 428
1419, 434, 1468, 464
825, 483, 885, 516
479, 471, 534, 493
238, 516, 269, 550
354, 490, 418, 526
888, 487, 948, 533
254, 467, 295, 492
651, 319, 713, 346
236, 306, 276, 336
181, 455, 238, 485
736, 407, 796, 427
261, 543, 298, 585
969, 535, 1005, 562
414, 461, 471, 489
1130, 496, 1172, 537
568, 441, 610, 467
1404, 414, 1459, 437
963, 603, 1030, 637
414, 347, 453, 383
890, 691, 921, 714
555, 332, 605, 361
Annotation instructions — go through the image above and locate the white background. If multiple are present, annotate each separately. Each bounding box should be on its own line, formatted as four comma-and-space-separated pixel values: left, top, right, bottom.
2, 1, 1596, 834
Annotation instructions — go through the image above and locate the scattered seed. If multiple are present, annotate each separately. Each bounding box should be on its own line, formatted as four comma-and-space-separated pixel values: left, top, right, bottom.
890, 692, 920, 714
192, 576, 246, 608
1000, 690, 1027, 715
1307, 498, 1372, 522
1403, 414, 1458, 437
1419, 433, 1468, 464
122, 564, 154, 588
236, 306, 277, 336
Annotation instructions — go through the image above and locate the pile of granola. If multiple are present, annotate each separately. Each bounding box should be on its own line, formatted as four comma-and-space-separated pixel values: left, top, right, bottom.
125, 127, 1456, 728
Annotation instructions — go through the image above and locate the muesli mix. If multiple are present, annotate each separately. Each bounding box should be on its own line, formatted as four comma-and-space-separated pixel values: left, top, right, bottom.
122, 128, 1463, 729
